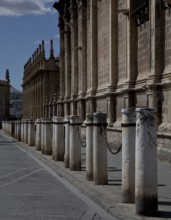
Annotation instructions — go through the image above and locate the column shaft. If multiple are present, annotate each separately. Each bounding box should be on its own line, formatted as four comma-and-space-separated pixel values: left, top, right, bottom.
90, 0, 98, 93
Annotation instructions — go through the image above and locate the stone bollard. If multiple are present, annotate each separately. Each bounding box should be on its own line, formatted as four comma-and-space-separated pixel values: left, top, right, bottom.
23, 119, 29, 144
23, 120, 26, 142
52, 116, 65, 161
8, 121, 11, 135
85, 113, 94, 181
121, 108, 136, 203
20, 120, 24, 142
14, 121, 18, 139
17, 120, 21, 141
9, 121, 11, 135
135, 108, 158, 216
69, 115, 81, 171
93, 112, 108, 185
15, 121, 18, 139
3, 121, 5, 132
2, 121, 4, 131
4, 121, 6, 133
64, 116, 70, 168
35, 119, 41, 151
43, 118, 52, 155
27, 120, 35, 146
11, 121, 15, 137
5, 121, 7, 133
41, 118, 45, 153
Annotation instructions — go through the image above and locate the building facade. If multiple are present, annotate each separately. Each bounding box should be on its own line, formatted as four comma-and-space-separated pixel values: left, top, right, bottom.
52, 0, 171, 157
10, 87, 23, 119
22, 40, 60, 119
0, 69, 10, 121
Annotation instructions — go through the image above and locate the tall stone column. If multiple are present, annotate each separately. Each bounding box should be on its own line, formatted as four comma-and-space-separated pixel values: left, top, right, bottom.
126, 0, 138, 89
120, 0, 137, 112
53, 1, 65, 117
90, 0, 98, 95
64, 3, 71, 101
77, 0, 87, 122
59, 19, 65, 102
30, 85, 33, 119
149, 0, 164, 84
52, 93, 57, 116
63, 3, 71, 117
40, 73, 43, 117
147, 0, 163, 125
87, 0, 98, 114
70, 0, 78, 100
78, 0, 87, 98
107, 0, 118, 126
43, 73, 49, 117
33, 80, 36, 119
35, 78, 38, 119
38, 78, 41, 118
59, 15, 65, 116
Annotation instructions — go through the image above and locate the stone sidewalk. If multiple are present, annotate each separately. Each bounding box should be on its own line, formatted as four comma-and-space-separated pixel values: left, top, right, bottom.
1, 130, 171, 220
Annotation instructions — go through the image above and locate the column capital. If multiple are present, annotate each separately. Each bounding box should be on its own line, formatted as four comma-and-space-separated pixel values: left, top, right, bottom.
70, 0, 78, 20
64, 1, 71, 23
58, 16, 65, 31
76, 0, 87, 9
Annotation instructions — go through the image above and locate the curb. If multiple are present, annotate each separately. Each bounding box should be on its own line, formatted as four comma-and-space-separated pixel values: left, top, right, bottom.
0, 130, 165, 220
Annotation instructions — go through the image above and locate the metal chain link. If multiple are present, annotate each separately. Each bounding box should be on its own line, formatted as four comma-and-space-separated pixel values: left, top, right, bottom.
60, 125, 65, 138
49, 125, 53, 137
32, 123, 36, 131
77, 126, 86, 148
100, 124, 122, 155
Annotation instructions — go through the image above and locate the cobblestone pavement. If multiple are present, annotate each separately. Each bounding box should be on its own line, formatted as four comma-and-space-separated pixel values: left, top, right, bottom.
0, 133, 116, 220
1, 129, 171, 220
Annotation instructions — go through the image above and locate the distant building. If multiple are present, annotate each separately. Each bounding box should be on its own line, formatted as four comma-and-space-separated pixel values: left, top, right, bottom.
0, 69, 10, 121
22, 39, 60, 119
10, 87, 23, 119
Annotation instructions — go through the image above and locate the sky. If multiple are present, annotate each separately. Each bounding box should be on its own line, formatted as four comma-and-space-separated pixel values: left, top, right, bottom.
0, 0, 59, 91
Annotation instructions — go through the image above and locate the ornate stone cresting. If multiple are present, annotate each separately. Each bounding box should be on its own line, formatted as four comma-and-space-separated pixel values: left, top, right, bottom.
50, 39, 54, 59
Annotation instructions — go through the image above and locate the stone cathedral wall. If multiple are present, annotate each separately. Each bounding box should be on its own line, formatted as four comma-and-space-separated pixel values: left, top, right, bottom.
22, 0, 171, 161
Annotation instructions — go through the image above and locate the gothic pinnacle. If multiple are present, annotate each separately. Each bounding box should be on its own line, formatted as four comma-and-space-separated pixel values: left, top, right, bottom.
50, 39, 54, 59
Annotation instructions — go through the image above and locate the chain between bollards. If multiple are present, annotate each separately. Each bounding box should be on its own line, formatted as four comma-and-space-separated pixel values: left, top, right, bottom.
32, 123, 36, 131
50, 126, 53, 137
60, 125, 64, 135
77, 126, 86, 148
100, 124, 122, 155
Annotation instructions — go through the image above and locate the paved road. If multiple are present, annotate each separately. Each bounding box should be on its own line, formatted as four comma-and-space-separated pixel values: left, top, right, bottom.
0, 133, 116, 220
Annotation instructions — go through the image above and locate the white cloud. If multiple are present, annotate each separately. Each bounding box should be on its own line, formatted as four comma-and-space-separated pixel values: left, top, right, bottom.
34, 40, 42, 45
54, 34, 60, 39
0, 0, 54, 16
34, 40, 50, 45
